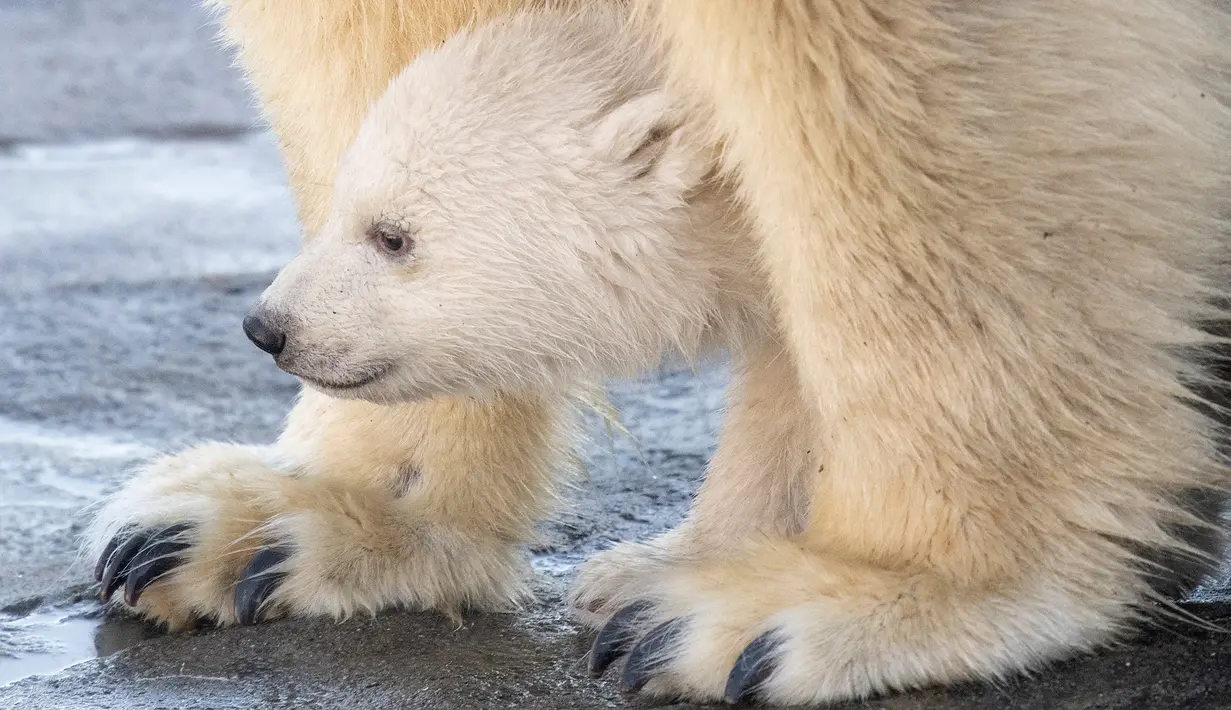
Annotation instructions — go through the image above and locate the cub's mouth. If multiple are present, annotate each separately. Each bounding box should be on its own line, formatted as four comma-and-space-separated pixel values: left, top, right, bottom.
294, 363, 394, 391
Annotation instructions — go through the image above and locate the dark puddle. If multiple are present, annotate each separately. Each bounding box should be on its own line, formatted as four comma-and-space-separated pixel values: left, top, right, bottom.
0, 596, 161, 687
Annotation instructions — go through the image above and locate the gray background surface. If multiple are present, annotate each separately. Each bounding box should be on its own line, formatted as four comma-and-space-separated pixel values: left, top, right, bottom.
0, 2, 1228, 709
0, 0, 256, 144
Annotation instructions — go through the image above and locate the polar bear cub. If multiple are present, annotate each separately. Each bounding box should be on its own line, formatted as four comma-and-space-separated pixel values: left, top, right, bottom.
241, 7, 769, 403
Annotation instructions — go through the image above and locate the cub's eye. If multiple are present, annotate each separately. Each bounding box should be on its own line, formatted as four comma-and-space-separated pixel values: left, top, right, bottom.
381, 232, 405, 253
369, 223, 414, 256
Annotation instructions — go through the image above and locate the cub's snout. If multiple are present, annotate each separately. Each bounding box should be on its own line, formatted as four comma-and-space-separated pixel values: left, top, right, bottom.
242, 308, 286, 357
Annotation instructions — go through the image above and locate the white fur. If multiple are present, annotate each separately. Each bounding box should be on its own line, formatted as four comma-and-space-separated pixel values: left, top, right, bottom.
85, 2, 1231, 705
252, 7, 767, 402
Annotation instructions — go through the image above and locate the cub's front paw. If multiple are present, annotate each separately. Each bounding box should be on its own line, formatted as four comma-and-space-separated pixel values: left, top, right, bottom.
86, 444, 294, 628
93, 523, 292, 627
87, 443, 528, 629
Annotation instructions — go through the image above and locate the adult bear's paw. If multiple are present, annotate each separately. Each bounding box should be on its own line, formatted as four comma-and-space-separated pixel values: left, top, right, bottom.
576, 538, 1117, 706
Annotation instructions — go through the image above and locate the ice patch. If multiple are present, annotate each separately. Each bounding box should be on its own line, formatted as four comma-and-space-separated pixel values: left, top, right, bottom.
0, 416, 154, 462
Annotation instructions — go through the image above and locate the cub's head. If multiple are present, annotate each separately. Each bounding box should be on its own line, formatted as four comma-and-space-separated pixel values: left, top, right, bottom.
243, 8, 719, 403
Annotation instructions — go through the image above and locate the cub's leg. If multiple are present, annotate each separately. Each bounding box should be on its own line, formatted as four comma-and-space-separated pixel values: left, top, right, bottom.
88, 390, 572, 629
87, 0, 574, 628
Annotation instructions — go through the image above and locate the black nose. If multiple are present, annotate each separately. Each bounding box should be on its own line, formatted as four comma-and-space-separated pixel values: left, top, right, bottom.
243, 312, 286, 356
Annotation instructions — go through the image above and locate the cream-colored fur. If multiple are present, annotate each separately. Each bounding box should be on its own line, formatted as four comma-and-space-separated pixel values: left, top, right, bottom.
85, 0, 1231, 706
244, 10, 766, 401
88, 392, 572, 628
86, 0, 582, 631
589, 0, 1231, 702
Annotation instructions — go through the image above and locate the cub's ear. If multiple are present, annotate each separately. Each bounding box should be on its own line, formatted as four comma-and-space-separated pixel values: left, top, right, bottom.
591, 91, 676, 160
590, 91, 700, 183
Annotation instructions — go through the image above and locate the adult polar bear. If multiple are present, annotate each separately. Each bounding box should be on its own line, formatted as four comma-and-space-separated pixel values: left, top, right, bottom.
88, 0, 1231, 705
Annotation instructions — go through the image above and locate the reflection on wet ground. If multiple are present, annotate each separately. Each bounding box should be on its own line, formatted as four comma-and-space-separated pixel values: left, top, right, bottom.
0, 597, 160, 687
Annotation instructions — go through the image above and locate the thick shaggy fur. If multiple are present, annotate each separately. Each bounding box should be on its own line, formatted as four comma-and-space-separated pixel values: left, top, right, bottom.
85, 0, 1231, 705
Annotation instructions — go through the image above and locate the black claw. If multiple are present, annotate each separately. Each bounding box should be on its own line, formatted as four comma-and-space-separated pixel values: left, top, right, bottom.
723, 632, 781, 705
99, 530, 152, 602
94, 525, 137, 582
122, 524, 194, 606
588, 601, 654, 678
235, 545, 292, 626
619, 618, 684, 695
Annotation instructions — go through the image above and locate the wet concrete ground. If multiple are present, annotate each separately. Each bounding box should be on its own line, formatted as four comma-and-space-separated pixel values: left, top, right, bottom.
1, 2, 1230, 709
0, 0, 255, 145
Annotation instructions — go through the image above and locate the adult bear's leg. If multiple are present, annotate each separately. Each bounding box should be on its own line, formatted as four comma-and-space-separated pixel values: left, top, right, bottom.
579, 0, 1231, 703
